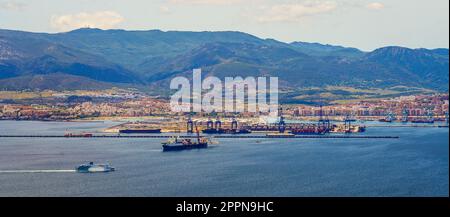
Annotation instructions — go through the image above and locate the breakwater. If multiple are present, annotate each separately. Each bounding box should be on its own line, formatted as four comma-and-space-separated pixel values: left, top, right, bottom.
0, 135, 400, 139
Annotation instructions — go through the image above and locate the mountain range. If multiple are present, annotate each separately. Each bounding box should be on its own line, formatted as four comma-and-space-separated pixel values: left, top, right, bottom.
0, 28, 448, 100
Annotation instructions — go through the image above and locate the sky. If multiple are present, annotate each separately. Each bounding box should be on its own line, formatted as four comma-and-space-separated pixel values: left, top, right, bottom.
0, 0, 448, 51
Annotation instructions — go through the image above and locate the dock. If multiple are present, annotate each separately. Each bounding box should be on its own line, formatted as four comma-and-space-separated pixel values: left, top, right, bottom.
365, 125, 449, 128
0, 135, 400, 139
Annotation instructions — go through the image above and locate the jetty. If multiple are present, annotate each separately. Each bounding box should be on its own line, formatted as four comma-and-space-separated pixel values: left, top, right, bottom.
0, 134, 400, 139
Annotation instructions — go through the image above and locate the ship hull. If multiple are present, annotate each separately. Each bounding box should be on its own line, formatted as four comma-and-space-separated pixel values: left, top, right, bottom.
411, 121, 435, 124
119, 129, 161, 134
379, 119, 393, 123
162, 143, 208, 152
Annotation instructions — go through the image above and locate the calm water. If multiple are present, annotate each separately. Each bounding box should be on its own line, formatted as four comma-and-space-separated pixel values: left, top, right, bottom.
0, 121, 448, 197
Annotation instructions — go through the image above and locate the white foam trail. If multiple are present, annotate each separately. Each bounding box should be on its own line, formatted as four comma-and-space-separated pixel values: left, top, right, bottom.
0, 170, 76, 173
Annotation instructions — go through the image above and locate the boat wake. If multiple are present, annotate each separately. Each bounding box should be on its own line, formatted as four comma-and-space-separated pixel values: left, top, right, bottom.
0, 170, 76, 173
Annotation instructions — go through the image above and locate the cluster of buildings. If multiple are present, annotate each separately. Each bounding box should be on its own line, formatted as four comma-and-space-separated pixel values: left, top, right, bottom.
0, 97, 170, 121
0, 92, 448, 121
69, 98, 171, 117
286, 94, 449, 118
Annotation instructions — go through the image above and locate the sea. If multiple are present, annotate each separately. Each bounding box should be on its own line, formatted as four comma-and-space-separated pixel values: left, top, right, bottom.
0, 120, 448, 197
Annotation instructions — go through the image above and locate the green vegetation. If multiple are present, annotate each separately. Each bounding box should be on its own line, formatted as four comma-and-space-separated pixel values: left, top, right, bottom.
281, 85, 437, 105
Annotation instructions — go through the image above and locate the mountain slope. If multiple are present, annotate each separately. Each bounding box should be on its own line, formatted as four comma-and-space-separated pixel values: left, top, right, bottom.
290, 41, 365, 58
48, 28, 267, 73
364, 46, 449, 91
0, 73, 115, 91
0, 28, 448, 93
0, 29, 141, 84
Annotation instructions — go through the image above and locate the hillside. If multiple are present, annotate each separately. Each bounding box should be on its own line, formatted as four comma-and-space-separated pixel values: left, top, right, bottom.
0, 28, 448, 98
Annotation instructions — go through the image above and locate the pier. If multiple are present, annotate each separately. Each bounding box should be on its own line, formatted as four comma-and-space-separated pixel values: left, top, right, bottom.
0, 134, 400, 139
365, 125, 449, 128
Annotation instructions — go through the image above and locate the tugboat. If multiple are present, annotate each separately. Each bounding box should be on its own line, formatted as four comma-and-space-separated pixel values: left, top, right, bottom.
76, 162, 115, 173
162, 127, 212, 152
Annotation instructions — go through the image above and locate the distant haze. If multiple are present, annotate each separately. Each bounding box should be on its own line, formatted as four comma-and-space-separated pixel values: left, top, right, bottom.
0, 0, 448, 51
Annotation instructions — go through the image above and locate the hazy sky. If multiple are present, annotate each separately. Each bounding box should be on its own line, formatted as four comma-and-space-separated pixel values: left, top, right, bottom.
0, 0, 448, 51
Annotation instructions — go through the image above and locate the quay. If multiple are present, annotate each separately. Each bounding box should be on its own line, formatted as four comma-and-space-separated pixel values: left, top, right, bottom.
0, 135, 400, 139
366, 125, 449, 128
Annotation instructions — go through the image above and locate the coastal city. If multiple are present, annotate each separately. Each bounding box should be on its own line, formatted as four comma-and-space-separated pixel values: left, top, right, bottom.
1, 89, 448, 136
1, 89, 448, 121
0, 0, 448, 203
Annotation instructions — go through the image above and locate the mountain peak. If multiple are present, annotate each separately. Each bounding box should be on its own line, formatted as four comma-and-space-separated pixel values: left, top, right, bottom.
366, 46, 445, 60
290, 41, 364, 57
371, 46, 413, 53
67, 28, 104, 33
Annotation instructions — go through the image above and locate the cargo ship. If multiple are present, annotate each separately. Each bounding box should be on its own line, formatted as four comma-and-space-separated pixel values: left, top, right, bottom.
378, 119, 393, 123
330, 124, 366, 133
411, 119, 435, 124
162, 127, 214, 151
249, 124, 280, 132
291, 127, 328, 135
119, 129, 161, 134
162, 137, 209, 152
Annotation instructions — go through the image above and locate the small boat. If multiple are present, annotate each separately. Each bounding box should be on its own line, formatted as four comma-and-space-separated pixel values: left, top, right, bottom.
76, 162, 115, 173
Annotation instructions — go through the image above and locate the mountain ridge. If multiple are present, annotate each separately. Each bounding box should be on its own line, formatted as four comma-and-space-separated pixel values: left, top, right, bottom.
0, 28, 448, 94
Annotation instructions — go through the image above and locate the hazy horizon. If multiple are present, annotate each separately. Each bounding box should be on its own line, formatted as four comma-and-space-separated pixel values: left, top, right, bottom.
0, 0, 448, 51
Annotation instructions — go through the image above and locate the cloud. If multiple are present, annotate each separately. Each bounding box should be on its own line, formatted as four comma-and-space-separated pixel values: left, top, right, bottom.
162, 0, 244, 14
366, 2, 384, 10
50, 11, 124, 32
0, 1, 26, 11
160, 5, 171, 14
257, 1, 337, 23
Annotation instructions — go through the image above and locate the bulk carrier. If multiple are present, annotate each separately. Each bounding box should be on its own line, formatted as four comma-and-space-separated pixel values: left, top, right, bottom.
162, 127, 214, 152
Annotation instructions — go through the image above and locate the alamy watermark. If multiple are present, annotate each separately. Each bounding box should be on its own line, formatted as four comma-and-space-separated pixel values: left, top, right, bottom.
170, 69, 279, 116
